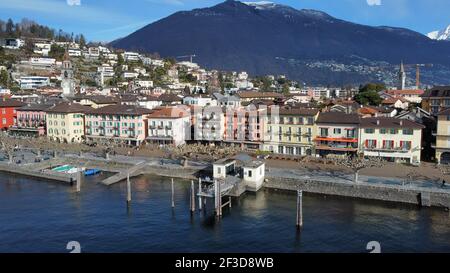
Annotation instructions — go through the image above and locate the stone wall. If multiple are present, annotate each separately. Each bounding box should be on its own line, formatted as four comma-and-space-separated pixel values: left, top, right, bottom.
264, 177, 450, 208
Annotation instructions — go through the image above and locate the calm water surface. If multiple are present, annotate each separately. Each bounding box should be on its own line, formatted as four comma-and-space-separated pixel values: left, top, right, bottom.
0, 172, 449, 253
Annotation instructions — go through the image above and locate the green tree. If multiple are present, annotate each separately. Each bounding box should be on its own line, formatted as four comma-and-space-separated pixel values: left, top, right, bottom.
79, 34, 86, 48
354, 83, 385, 106
0, 69, 8, 87
282, 83, 290, 95
49, 44, 66, 61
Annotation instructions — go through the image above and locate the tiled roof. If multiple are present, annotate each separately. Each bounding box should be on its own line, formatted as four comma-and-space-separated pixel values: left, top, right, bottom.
0, 99, 26, 108
148, 107, 190, 119
360, 117, 424, 129
317, 112, 360, 124
46, 102, 92, 113
421, 86, 450, 98
87, 104, 153, 115
237, 91, 282, 99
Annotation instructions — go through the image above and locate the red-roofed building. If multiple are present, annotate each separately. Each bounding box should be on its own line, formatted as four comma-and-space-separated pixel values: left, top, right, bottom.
147, 106, 191, 146
384, 89, 424, 104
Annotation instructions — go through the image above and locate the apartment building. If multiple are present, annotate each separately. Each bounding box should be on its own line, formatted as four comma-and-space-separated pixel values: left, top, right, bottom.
147, 107, 190, 146
421, 86, 450, 115
263, 107, 319, 156
85, 105, 152, 146
434, 108, 450, 164
10, 104, 50, 136
359, 117, 424, 164
46, 103, 91, 143
0, 99, 26, 130
314, 112, 360, 157
20, 76, 50, 90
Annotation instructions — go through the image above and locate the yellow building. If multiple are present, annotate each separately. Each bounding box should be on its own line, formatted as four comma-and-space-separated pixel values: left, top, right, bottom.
46, 102, 91, 143
421, 86, 450, 116
263, 107, 319, 156
434, 108, 450, 164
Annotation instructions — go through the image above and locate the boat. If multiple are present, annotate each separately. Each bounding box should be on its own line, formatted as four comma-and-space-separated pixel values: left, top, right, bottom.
84, 169, 101, 176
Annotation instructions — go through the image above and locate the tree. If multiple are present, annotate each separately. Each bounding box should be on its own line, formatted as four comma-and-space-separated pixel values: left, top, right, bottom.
0, 133, 19, 163
0, 69, 8, 87
6, 19, 14, 36
354, 83, 384, 106
282, 83, 290, 95
79, 34, 86, 48
332, 156, 384, 183
49, 44, 66, 61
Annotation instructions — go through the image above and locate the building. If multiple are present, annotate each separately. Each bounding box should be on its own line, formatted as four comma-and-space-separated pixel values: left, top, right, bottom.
421, 86, 450, 115
123, 52, 140, 62
46, 102, 91, 143
61, 53, 75, 97
433, 108, 450, 164
20, 76, 50, 90
237, 91, 282, 103
10, 104, 50, 136
398, 61, 406, 90
73, 95, 118, 109
314, 112, 360, 157
85, 104, 152, 146
223, 106, 266, 150
359, 117, 424, 164
0, 38, 25, 49
384, 89, 424, 104
213, 93, 241, 108
183, 94, 217, 107
263, 106, 319, 156
147, 107, 190, 146
0, 99, 26, 130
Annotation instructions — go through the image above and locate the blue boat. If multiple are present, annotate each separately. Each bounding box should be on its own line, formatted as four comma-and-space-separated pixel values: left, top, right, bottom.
84, 169, 101, 176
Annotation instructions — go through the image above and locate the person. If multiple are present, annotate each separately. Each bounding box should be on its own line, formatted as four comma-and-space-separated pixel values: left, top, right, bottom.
442, 180, 447, 188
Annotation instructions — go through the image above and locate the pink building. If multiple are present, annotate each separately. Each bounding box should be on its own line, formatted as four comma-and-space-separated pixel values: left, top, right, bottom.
10, 104, 50, 136
85, 104, 152, 146
223, 106, 266, 149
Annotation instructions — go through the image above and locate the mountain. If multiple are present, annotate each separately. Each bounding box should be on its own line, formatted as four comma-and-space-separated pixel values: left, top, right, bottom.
428, 25, 450, 41
111, 0, 450, 85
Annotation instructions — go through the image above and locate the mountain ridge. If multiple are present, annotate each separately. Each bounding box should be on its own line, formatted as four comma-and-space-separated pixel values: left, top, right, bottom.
111, 0, 450, 85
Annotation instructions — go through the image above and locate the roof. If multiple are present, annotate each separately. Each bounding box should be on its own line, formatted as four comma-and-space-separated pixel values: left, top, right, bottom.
158, 93, 183, 103
87, 104, 153, 116
382, 97, 407, 104
0, 99, 26, 108
317, 112, 360, 124
385, 89, 424, 96
76, 95, 119, 104
18, 103, 52, 112
359, 117, 424, 129
237, 91, 282, 99
148, 107, 189, 119
422, 86, 450, 98
46, 102, 92, 113
277, 106, 319, 116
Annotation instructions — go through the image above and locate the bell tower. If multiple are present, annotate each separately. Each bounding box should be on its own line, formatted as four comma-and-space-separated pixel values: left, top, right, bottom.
61, 50, 75, 97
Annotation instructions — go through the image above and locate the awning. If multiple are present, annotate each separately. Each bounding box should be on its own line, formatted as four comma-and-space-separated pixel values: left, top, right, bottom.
314, 137, 358, 143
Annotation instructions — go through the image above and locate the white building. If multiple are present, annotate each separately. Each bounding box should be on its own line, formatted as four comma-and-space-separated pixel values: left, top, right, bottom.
27, 57, 56, 67
123, 51, 141, 62
68, 48, 82, 57
20, 76, 50, 90
183, 95, 217, 107
1, 38, 25, 49
122, 72, 139, 79
33, 42, 52, 56
134, 80, 153, 88
147, 107, 191, 146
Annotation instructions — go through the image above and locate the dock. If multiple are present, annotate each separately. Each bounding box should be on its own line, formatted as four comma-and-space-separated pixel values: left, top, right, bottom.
0, 162, 74, 184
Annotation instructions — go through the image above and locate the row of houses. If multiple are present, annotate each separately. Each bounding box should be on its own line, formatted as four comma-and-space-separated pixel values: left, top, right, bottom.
0, 98, 426, 165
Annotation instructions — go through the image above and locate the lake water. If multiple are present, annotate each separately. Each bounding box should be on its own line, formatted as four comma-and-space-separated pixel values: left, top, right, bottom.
0, 172, 449, 253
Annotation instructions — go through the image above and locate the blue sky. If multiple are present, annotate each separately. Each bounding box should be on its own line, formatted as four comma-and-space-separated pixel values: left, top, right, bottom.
0, 0, 449, 42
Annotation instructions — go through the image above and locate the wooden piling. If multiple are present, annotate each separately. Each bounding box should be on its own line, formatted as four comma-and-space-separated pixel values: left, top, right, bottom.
218, 181, 222, 217
296, 190, 303, 228
76, 169, 82, 193
190, 180, 195, 213
198, 178, 202, 211
229, 196, 232, 208
126, 173, 131, 204
171, 178, 175, 208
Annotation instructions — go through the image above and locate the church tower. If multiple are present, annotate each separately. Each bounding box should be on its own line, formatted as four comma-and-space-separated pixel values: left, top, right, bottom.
397, 61, 406, 90
61, 50, 75, 98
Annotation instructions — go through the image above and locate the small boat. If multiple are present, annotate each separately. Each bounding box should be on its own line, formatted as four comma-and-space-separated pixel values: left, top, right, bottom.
84, 169, 101, 176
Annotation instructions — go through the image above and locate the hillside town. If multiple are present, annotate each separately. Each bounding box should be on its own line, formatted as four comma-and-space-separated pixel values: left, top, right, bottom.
0, 34, 449, 170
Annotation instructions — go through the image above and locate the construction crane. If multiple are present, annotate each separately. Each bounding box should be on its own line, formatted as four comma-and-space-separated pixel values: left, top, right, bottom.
176, 54, 196, 63
404, 63, 433, 89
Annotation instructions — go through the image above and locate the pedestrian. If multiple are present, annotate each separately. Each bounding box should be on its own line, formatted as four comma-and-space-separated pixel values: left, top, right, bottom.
442, 180, 446, 188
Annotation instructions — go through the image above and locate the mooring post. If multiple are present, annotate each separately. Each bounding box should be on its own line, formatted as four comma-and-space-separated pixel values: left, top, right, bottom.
229, 196, 232, 208
198, 177, 202, 211
171, 178, 175, 208
214, 179, 219, 216
126, 172, 131, 204
190, 180, 195, 213
296, 190, 303, 228
218, 181, 222, 217
76, 169, 82, 193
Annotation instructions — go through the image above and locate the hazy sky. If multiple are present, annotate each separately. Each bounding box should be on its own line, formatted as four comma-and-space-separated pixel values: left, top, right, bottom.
0, 0, 449, 42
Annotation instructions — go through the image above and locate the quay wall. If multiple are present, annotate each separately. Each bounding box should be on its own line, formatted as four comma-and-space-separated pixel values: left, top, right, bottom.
0, 163, 72, 183
264, 177, 450, 209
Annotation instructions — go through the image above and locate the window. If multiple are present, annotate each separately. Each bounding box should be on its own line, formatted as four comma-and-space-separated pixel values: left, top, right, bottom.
402, 129, 413, 135
389, 129, 398, 135
383, 140, 394, 149
365, 128, 375, 134
347, 129, 356, 138
1, 109, 6, 114
248, 170, 252, 178
320, 128, 328, 137
217, 167, 221, 174
334, 128, 341, 134
380, 128, 387, 134
366, 139, 377, 148
401, 141, 412, 150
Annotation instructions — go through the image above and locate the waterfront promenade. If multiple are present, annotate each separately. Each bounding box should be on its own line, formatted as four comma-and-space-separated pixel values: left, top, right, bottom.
1, 148, 449, 208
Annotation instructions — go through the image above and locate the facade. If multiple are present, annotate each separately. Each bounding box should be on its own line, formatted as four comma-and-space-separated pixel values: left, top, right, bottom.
85, 105, 152, 146
421, 86, 450, 116
314, 112, 360, 157
20, 76, 50, 90
183, 95, 217, 107
147, 107, 190, 146
384, 89, 424, 104
61, 55, 75, 97
263, 107, 318, 156
10, 104, 50, 136
223, 106, 266, 149
0, 99, 26, 130
237, 91, 282, 103
359, 118, 424, 164
46, 103, 91, 143
434, 108, 450, 164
